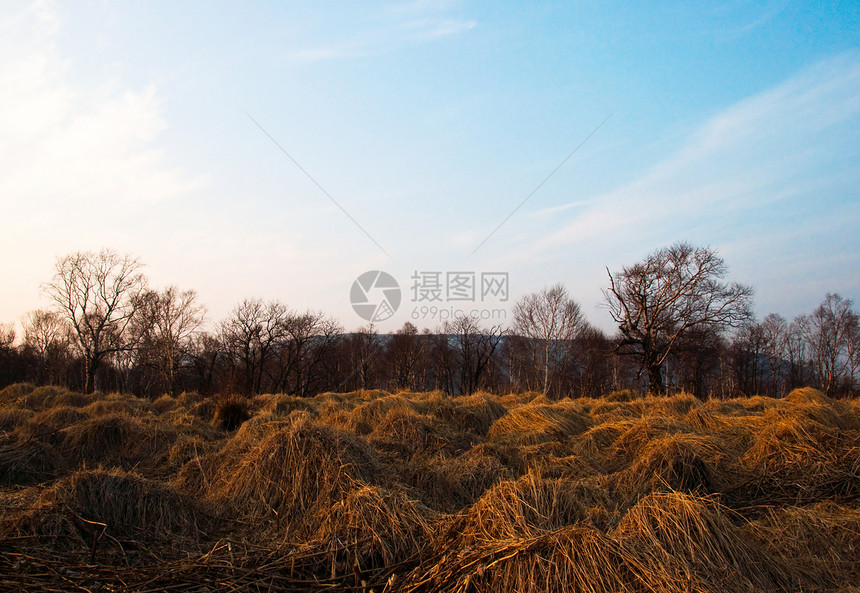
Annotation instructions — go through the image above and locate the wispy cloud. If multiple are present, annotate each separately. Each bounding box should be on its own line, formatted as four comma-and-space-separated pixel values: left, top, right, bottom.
285, 6, 476, 63
527, 52, 860, 255
490, 52, 860, 318
0, 0, 206, 320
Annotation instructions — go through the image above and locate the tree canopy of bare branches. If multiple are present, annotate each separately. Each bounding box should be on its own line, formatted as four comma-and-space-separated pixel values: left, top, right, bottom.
512, 283, 585, 396
137, 287, 206, 394
43, 249, 147, 393
603, 242, 753, 394
798, 293, 858, 396
440, 317, 504, 396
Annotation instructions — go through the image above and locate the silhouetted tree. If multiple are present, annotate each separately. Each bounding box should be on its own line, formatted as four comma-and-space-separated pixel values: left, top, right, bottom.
785, 317, 810, 391
269, 310, 341, 396
43, 250, 147, 393
799, 293, 858, 396
604, 242, 753, 394
339, 324, 381, 391
137, 287, 206, 394
665, 325, 725, 399
0, 323, 25, 387
731, 322, 768, 396
220, 299, 289, 395
386, 321, 426, 391
22, 309, 73, 385
187, 331, 223, 395
760, 313, 789, 396
442, 317, 504, 396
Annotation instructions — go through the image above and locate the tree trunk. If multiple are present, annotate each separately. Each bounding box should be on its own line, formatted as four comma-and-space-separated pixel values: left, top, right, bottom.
85, 356, 99, 394
647, 362, 665, 395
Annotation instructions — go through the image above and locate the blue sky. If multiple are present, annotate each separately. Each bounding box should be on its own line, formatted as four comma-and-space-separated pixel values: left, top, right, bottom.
1, 0, 858, 334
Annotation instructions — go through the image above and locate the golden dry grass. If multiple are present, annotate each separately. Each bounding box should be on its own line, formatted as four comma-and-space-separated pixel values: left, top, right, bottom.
488, 401, 591, 445
0, 384, 857, 592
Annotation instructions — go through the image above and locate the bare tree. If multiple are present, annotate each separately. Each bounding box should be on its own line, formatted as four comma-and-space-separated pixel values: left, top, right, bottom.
387, 321, 425, 391
443, 317, 504, 396
342, 324, 381, 391
785, 316, 810, 390
187, 331, 223, 395
798, 293, 858, 396
43, 250, 147, 393
603, 242, 753, 394
220, 299, 289, 395
138, 287, 206, 394
730, 321, 767, 396
273, 311, 341, 396
0, 323, 19, 385
22, 309, 72, 385
847, 320, 860, 397
512, 283, 585, 397
760, 313, 789, 396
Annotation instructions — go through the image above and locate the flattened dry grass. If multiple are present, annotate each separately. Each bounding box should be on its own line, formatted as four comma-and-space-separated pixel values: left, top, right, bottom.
342, 394, 419, 435
423, 393, 507, 436
746, 501, 860, 590
488, 402, 591, 445
210, 414, 384, 536
0, 406, 32, 432
442, 469, 612, 546
732, 392, 860, 505
33, 404, 89, 428
11, 468, 210, 546
611, 490, 792, 593
19, 386, 90, 411
1, 385, 857, 592
368, 408, 460, 457
0, 434, 66, 486
310, 482, 435, 569
402, 525, 640, 593
611, 433, 729, 501
53, 413, 179, 477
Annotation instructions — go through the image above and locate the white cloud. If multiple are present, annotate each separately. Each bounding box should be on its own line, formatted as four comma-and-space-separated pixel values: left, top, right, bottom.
524, 52, 860, 255
0, 1, 206, 324
479, 52, 860, 323
285, 5, 476, 63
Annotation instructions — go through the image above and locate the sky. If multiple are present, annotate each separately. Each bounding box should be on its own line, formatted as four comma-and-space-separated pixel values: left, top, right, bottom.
1, 0, 858, 336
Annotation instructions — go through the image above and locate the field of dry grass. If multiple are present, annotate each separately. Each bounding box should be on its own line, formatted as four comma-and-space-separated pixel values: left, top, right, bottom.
0, 383, 858, 592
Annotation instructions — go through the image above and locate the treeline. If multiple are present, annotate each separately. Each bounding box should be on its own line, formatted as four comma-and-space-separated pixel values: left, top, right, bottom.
0, 246, 857, 399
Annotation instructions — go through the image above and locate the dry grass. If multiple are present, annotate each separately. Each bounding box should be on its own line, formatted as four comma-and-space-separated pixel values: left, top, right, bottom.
18, 386, 89, 411
9, 468, 210, 550
612, 433, 729, 501
609, 414, 695, 466
488, 402, 591, 445
152, 394, 179, 414
746, 501, 860, 590
209, 414, 384, 537
211, 394, 251, 431
423, 393, 507, 436
263, 392, 319, 417
401, 524, 640, 593
29, 405, 90, 433
309, 482, 435, 570
0, 406, 32, 432
611, 490, 792, 592
342, 393, 419, 435
0, 384, 857, 592
0, 434, 66, 486
0, 382, 36, 404
442, 469, 612, 546
368, 407, 461, 458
